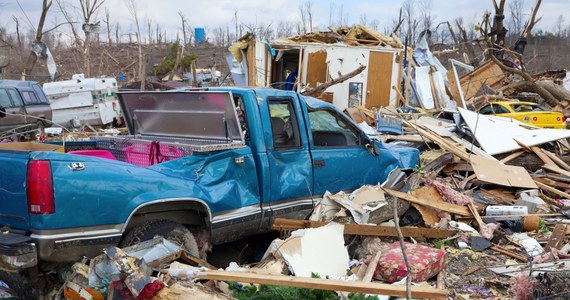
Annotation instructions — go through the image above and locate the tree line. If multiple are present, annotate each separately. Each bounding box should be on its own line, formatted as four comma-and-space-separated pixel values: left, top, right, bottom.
0, 0, 568, 83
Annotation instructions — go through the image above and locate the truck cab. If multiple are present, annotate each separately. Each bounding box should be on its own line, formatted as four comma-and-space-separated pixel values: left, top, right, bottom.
0, 80, 52, 139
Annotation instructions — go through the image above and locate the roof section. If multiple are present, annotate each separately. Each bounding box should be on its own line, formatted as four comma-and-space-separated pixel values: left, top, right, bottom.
276, 25, 404, 49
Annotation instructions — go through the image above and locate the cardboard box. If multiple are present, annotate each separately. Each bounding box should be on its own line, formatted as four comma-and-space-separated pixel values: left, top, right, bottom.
0, 142, 64, 152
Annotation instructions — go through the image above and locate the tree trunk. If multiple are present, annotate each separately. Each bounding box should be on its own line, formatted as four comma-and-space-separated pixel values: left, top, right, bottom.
537, 81, 570, 102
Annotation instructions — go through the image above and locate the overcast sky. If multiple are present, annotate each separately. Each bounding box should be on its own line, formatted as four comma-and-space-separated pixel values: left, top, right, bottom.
1, 0, 566, 41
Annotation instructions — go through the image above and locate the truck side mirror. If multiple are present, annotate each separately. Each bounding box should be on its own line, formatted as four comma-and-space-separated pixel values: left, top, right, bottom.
364, 136, 380, 156
0, 106, 5, 118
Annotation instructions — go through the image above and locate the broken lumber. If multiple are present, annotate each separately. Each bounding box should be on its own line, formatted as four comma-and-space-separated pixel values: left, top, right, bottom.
534, 180, 570, 201
195, 270, 448, 299
362, 251, 382, 283
544, 224, 567, 252
272, 218, 457, 239
543, 164, 570, 179
302, 65, 366, 97
542, 150, 570, 171
490, 245, 528, 262
383, 189, 471, 216
405, 120, 471, 162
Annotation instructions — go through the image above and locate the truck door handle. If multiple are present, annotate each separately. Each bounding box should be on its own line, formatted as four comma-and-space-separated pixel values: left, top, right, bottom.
314, 160, 325, 168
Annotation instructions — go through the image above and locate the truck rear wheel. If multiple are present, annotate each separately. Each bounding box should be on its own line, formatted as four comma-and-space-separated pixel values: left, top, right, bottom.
120, 219, 200, 258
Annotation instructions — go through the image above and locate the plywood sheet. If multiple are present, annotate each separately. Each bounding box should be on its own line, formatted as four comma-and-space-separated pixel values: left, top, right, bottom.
459, 108, 570, 155
459, 60, 505, 100
365, 51, 393, 108
306, 50, 328, 89
470, 155, 537, 189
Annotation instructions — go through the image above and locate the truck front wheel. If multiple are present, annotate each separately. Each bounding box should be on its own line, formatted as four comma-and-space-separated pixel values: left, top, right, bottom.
120, 219, 200, 258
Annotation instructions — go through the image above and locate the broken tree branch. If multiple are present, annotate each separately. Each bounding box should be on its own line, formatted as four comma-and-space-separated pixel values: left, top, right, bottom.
302, 65, 366, 97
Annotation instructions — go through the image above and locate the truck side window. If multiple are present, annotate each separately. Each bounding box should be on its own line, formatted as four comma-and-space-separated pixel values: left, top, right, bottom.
308, 109, 360, 147
0, 89, 12, 108
22, 91, 39, 104
268, 99, 301, 149
234, 95, 249, 140
7, 89, 24, 107
32, 84, 49, 104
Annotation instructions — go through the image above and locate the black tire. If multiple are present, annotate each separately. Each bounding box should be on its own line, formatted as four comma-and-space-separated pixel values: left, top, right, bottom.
120, 219, 200, 257
0, 270, 36, 300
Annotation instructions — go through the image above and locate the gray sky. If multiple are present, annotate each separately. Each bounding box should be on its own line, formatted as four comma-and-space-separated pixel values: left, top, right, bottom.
1, 0, 566, 42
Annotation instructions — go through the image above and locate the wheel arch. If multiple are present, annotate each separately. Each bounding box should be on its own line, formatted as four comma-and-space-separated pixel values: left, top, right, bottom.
121, 198, 212, 236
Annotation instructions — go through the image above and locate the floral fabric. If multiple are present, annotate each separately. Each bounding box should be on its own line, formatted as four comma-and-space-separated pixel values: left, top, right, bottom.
373, 242, 446, 283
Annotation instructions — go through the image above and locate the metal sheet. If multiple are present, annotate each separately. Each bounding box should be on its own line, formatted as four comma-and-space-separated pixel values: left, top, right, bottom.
118, 91, 243, 143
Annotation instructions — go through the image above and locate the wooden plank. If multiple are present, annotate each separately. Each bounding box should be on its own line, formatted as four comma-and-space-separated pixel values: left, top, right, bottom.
195, 270, 448, 299
272, 218, 458, 239
383, 135, 425, 143
490, 245, 528, 262
180, 251, 217, 270
459, 60, 505, 101
535, 180, 570, 200
405, 120, 471, 162
362, 251, 381, 283
542, 150, 570, 171
468, 202, 485, 229
384, 189, 471, 216
543, 164, 570, 178
531, 146, 558, 166
500, 150, 525, 163
533, 177, 570, 190
366, 51, 394, 107
544, 224, 567, 252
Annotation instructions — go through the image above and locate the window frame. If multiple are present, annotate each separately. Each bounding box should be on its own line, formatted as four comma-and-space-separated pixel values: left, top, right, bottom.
267, 97, 302, 150
307, 107, 363, 148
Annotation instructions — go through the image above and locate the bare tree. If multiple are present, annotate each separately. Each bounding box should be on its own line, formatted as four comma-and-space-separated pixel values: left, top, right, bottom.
104, 7, 112, 46
12, 16, 23, 49
114, 22, 120, 44
126, 0, 144, 88
298, 1, 314, 34
25, 0, 52, 76
360, 14, 368, 27
276, 21, 294, 37
178, 11, 189, 46
146, 18, 152, 44
508, 0, 525, 38
418, 0, 435, 34
554, 14, 565, 38
56, 0, 105, 77
400, 0, 419, 44
79, 0, 105, 77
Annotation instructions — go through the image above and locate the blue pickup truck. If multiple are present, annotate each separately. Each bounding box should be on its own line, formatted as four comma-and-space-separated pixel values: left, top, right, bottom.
0, 87, 418, 293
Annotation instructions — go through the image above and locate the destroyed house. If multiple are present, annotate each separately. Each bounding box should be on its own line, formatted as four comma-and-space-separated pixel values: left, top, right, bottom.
231, 26, 405, 110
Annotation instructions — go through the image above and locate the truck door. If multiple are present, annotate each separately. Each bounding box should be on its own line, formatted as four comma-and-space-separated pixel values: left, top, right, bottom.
0, 88, 27, 132
256, 91, 313, 203
307, 107, 384, 195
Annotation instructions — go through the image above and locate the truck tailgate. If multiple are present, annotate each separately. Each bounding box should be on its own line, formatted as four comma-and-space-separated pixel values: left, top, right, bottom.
0, 150, 30, 229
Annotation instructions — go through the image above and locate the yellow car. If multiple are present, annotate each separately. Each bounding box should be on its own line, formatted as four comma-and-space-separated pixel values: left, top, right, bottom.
478, 101, 567, 129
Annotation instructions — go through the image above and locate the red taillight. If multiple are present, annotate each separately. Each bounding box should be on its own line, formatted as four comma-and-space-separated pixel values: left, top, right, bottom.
532, 116, 538, 121
26, 160, 55, 214
563, 117, 567, 122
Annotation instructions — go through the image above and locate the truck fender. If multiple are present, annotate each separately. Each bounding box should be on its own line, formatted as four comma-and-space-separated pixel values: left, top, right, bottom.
121, 198, 212, 235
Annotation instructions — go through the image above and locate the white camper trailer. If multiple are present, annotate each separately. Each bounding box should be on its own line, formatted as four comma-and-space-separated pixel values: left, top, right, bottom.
43, 74, 121, 127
